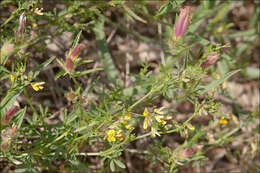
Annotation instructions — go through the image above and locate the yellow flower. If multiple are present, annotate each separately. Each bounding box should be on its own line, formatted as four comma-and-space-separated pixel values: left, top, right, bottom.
121, 119, 128, 126
143, 108, 149, 117
155, 115, 166, 125
116, 131, 124, 141
125, 113, 131, 120
219, 117, 228, 124
10, 74, 15, 83
186, 123, 195, 131
32, 22, 38, 28
31, 82, 45, 91
28, 71, 33, 81
106, 129, 116, 142
143, 116, 152, 130
126, 124, 134, 130
143, 108, 152, 130
153, 107, 165, 115
221, 81, 227, 89
151, 126, 160, 137
211, 88, 215, 97
34, 8, 44, 15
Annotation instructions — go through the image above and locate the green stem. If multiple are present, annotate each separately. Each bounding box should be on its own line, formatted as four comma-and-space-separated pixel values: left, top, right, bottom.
76, 152, 100, 156
163, 111, 198, 134
128, 84, 164, 111
23, 88, 39, 116
132, 132, 151, 142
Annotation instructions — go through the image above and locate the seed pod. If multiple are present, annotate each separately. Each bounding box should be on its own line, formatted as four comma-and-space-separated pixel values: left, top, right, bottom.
16, 12, 27, 40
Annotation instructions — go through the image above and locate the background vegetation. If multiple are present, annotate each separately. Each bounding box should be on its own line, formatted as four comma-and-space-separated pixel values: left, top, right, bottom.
0, 0, 259, 172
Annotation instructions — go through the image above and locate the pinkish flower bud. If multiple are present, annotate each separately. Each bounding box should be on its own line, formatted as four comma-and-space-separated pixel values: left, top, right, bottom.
201, 53, 220, 68
66, 57, 73, 71
2, 106, 19, 125
174, 7, 190, 39
12, 124, 18, 135
16, 12, 26, 40
69, 43, 85, 59
182, 145, 203, 158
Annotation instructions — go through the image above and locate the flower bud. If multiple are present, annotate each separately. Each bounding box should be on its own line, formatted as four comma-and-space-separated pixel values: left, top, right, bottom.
69, 43, 85, 59
201, 53, 220, 68
66, 57, 73, 71
2, 106, 19, 125
16, 12, 26, 40
174, 7, 190, 40
182, 145, 203, 158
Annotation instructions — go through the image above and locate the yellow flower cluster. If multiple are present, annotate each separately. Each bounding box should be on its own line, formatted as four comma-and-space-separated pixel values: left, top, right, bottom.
143, 107, 167, 130
106, 129, 124, 142
142, 107, 168, 137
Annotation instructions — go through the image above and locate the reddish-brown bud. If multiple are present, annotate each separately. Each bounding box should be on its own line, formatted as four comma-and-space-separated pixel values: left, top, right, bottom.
16, 12, 27, 40
66, 57, 73, 71
201, 53, 220, 68
182, 145, 203, 158
69, 43, 85, 59
3, 106, 19, 125
174, 7, 190, 39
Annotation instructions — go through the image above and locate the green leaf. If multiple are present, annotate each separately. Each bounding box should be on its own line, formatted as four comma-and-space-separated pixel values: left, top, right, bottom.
65, 103, 81, 125
15, 107, 27, 128
114, 159, 126, 169
55, 70, 67, 80
0, 65, 10, 80
94, 16, 121, 85
217, 59, 230, 76
155, 0, 185, 18
0, 84, 24, 118
187, 33, 211, 46
71, 30, 82, 51
188, 19, 204, 33
110, 160, 115, 172
31, 56, 55, 79
199, 69, 240, 94
211, 3, 230, 25
72, 68, 103, 77
76, 59, 93, 66
228, 29, 256, 38
123, 5, 146, 23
